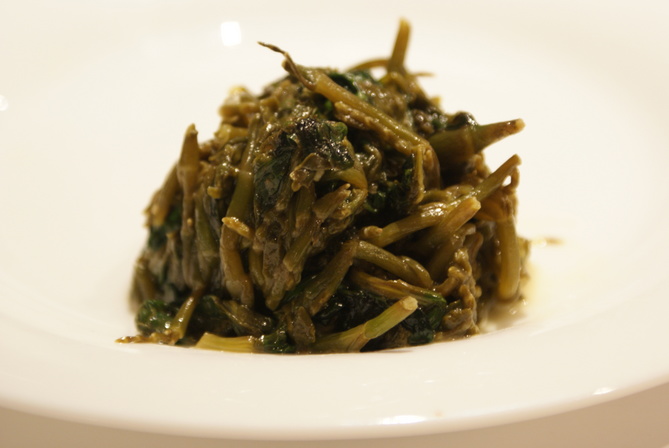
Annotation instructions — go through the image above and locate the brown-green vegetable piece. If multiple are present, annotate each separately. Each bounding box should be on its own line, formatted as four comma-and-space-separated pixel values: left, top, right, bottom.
118, 20, 529, 354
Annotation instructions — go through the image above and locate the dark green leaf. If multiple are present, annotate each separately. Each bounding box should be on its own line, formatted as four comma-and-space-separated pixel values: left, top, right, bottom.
261, 329, 296, 354
387, 154, 416, 216
147, 205, 181, 251
135, 300, 177, 336
294, 117, 353, 170
253, 132, 296, 214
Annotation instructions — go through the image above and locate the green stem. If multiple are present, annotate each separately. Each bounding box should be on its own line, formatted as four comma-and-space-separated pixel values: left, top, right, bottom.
149, 164, 178, 227
496, 218, 521, 301
349, 269, 445, 305
474, 155, 521, 201
311, 297, 418, 353
164, 289, 203, 344
355, 240, 432, 288
196, 333, 260, 353
387, 19, 410, 74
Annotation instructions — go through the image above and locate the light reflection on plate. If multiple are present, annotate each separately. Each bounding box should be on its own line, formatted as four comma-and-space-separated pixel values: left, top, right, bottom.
0, 0, 668, 441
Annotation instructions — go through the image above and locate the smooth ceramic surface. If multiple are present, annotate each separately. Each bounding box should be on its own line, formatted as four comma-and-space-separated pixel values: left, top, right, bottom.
1, 0, 668, 441
4, 381, 669, 447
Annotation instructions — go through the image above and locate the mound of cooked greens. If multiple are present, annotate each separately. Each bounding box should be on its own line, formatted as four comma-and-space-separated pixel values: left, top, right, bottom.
119, 21, 528, 354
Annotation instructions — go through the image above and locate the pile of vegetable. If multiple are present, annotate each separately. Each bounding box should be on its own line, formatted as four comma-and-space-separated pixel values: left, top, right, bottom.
119, 21, 528, 353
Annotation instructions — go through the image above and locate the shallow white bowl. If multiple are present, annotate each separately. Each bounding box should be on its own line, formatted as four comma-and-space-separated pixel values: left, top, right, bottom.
1, 0, 668, 441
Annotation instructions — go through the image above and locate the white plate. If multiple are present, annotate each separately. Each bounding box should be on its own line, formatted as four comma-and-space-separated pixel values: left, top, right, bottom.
1, 0, 669, 441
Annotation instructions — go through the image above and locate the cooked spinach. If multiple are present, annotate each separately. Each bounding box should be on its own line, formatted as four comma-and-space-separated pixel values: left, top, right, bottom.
118, 20, 528, 354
